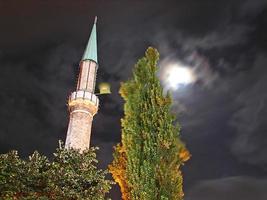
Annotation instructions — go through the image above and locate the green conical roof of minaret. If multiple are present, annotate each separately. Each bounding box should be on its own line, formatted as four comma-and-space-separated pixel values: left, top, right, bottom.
82, 16, 98, 63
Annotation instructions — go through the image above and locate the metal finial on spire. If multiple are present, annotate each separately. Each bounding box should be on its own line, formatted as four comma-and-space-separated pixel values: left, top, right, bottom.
94, 16, 97, 24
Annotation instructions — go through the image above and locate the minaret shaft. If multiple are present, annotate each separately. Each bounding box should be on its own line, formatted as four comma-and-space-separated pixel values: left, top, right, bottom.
65, 61, 99, 151
77, 60, 98, 93
65, 111, 93, 150
65, 18, 99, 151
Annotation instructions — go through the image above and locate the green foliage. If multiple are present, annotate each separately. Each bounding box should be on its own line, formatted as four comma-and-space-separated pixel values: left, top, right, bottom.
0, 142, 113, 200
110, 47, 190, 200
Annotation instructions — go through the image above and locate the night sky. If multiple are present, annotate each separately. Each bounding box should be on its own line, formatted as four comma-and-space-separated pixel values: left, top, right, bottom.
1, 0, 267, 199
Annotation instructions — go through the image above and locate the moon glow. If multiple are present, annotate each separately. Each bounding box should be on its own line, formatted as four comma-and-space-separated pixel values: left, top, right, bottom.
163, 64, 195, 89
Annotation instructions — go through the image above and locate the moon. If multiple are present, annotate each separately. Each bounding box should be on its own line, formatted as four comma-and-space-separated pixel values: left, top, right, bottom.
160, 63, 195, 90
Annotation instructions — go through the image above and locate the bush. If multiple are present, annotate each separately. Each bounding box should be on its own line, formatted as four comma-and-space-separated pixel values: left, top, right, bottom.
0, 142, 113, 200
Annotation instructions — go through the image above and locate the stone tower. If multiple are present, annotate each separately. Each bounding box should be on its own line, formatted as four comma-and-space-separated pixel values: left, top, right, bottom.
65, 17, 99, 151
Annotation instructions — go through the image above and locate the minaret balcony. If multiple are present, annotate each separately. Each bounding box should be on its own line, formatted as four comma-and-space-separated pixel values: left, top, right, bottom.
68, 90, 99, 115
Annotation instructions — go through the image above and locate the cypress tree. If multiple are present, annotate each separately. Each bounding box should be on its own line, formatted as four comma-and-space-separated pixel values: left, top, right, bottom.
109, 47, 190, 200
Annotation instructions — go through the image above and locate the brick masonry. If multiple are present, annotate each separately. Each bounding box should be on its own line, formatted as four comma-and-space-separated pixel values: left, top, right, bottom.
65, 60, 99, 151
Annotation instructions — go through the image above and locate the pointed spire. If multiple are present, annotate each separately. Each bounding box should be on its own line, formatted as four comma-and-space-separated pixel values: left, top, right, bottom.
82, 16, 98, 63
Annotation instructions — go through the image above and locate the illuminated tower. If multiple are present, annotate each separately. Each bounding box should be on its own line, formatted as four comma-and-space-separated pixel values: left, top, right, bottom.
65, 17, 99, 151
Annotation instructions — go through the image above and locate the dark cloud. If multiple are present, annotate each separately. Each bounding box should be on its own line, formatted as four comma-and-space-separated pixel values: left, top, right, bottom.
240, 0, 267, 17
183, 24, 253, 50
229, 54, 267, 168
0, 44, 79, 155
186, 176, 267, 200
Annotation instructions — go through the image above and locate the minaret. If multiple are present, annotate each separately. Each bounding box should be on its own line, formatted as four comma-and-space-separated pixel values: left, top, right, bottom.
65, 17, 99, 151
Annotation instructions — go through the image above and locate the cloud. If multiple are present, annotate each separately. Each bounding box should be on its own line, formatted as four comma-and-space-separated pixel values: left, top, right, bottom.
151, 1, 267, 171
183, 25, 253, 50
240, 0, 267, 17
229, 54, 267, 167
0, 44, 79, 156
186, 176, 267, 200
